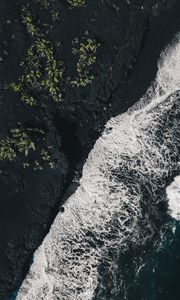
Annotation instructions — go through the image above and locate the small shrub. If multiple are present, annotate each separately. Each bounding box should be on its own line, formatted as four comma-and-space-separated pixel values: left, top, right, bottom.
0, 125, 59, 171
10, 127, 43, 156
67, 0, 86, 8
0, 126, 44, 161
0, 138, 16, 161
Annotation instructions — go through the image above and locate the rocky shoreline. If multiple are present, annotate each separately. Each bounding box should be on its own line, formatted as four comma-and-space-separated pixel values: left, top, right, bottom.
0, 0, 179, 299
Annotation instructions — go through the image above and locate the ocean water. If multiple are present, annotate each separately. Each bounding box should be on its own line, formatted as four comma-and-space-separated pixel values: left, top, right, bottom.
15, 34, 180, 300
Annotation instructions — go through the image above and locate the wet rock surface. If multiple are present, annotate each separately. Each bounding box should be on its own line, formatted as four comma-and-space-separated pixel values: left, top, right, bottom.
0, 0, 179, 299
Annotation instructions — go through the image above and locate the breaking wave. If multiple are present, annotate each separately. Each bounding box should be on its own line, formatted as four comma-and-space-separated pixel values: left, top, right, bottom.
16, 34, 180, 300
167, 176, 180, 221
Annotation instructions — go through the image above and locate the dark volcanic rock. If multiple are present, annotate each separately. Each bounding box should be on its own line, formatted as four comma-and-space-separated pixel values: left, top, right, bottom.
0, 0, 178, 299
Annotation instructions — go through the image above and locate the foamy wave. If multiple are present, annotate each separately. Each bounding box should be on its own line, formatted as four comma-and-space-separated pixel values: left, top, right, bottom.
167, 176, 180, 220
16, 35, 180, 300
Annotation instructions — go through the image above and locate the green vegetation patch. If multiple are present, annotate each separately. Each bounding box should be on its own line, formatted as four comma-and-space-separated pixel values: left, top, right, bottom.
0, 125, 58, 170
70, 36, 100, 87
0, 126, 44, 161
67, 0, 86, 8
1, 3, 101, 173
6, 7, 65, 105
0, 139, 16, 161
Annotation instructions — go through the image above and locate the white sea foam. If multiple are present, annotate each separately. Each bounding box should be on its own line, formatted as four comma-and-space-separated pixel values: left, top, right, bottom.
167, 176, 180, 220
16, 35, 180, 300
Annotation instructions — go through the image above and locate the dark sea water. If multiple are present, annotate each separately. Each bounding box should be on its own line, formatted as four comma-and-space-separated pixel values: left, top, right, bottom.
111, 221, 180, 300
136, 223, 180, 300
